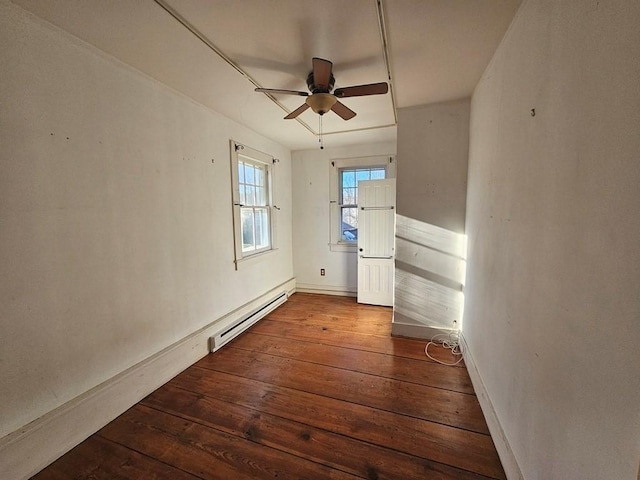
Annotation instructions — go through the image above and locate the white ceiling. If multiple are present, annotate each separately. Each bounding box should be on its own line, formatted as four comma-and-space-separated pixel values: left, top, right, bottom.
12, 0, 521, 150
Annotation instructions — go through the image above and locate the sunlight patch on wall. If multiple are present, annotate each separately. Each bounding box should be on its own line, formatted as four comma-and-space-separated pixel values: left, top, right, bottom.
394, 270, 464, 326
393, 215, 467, 333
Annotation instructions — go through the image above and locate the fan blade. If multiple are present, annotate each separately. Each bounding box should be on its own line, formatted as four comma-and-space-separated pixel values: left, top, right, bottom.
284, 103, 310, 119
255, 88, 308, 96
334, 82, 389, 98
331, 101, 357, 120
312, 57, 333, 91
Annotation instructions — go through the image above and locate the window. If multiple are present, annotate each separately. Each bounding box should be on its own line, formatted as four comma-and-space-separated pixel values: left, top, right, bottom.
340, 167, 386, 241
231, 141, 276, 265
329, 155, 395, 252
239, 159, 270, 253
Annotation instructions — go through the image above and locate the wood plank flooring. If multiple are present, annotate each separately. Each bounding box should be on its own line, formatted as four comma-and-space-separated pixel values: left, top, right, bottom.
33, 293, 505, 480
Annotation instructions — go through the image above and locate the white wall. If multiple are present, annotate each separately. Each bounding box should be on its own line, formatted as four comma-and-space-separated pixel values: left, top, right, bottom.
464, 1, 640, 479
393, 100, 469, 338
396, 100, 470, 234
292, 142, 396, 295
0, 0, 292, 444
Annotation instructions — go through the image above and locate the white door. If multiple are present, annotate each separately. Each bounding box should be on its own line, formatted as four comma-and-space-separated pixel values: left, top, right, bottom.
357, 179, 396, 306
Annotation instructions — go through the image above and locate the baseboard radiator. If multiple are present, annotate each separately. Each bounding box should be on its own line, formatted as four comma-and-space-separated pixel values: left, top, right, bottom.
210, 291, 288, 351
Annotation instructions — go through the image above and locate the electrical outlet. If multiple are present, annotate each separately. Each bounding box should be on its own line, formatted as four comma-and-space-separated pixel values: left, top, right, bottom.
320, 268, 325, 276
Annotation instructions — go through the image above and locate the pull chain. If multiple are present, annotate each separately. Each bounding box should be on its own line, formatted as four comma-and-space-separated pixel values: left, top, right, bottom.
318, 114, 324, 150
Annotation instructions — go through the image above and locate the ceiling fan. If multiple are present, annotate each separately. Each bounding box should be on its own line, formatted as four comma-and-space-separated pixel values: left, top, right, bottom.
255, 57, 389, 121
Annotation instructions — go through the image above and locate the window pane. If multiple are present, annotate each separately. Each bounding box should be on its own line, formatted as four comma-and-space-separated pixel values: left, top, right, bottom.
255, 186, 266, 206
342, 187, 357, 205
254, 208, 270, 250
245, 186, 255, 206
356, 170, 370, 183
239, 185, 246, 205
241, 208, 255, 252
371, 168, 386, 180
342, 170, 355, 188
255, 166, 264, 187
341, 207, 358, 241
245, 164, 255, 185
238, 161, 245, 185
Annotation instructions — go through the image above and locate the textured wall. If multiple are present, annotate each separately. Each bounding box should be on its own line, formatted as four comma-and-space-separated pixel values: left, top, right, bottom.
0, 1, 292, 439
393, 100, 469, 338
396, 100, 470, 234
464, 1, 640, 478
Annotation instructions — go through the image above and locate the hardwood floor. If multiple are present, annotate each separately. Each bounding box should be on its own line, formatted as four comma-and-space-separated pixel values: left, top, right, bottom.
33, 293, 505, 480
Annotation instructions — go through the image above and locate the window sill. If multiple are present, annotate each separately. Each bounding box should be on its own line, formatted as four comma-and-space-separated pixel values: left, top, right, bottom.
329, 243, 357, 253
235, 248, 278, 270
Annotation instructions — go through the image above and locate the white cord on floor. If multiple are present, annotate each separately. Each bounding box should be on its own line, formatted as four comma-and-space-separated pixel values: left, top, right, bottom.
425, 331, 464, 366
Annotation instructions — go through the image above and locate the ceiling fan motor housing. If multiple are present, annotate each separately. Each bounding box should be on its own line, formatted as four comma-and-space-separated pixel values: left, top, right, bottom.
307, 71, 335, 93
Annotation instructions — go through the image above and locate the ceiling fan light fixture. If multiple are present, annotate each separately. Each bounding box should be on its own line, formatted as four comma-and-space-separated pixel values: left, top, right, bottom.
257, 57, 387, 124
306, 93, 337, 115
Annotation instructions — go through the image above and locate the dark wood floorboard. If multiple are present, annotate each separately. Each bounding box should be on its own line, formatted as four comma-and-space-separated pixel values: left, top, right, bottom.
195, 348, 487, 434
31, 435, 201, 480
252, 318, 466, 366
231, 332, 474, 393
32, 293, 505, 480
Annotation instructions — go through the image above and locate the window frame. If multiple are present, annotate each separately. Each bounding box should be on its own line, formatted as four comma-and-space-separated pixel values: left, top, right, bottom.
329, 155, 395, 252
230, 141, 277, 267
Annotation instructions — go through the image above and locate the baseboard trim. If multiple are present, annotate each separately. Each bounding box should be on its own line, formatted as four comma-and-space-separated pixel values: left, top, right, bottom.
391, 311, 455, 340
459, 333, 524, 480
295, 283, 357, 297
0, 277, 296, 480
390, 322, 452, 340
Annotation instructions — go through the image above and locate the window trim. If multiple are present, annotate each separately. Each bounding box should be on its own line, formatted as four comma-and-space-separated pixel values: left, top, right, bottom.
329, 155, 395, 252
230, 141, 277, 268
